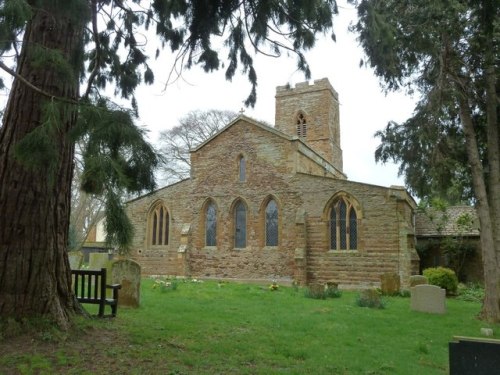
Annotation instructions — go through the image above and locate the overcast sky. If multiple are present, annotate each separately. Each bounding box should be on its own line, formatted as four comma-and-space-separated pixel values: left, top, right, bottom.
133, 2, 418, 189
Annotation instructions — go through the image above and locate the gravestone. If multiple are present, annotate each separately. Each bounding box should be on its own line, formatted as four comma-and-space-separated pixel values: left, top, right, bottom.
68, 251, 83, 270
112, 259, 141, 308
410, 284, 446, 314
89, 252, 111, 271
449, 336, 500, 375
309, 284, 325, 294
358, 288, 384, 308
89, 252, 113, 287
326, 281, 339, 290
480, 328, 493, 337
380, 272, 400, 295
409, 275, 428, 287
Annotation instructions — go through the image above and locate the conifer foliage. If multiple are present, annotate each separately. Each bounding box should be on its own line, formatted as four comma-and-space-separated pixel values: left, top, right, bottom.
0, 1, 338, 327
352, 0, 500, 322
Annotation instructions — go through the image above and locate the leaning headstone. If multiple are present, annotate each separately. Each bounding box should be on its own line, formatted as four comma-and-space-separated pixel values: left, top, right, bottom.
112, 259, 141, 308
68, 251, 83, 270
411, 284, 446, 314
380, 272, 400, 295
409, 275, 428, 287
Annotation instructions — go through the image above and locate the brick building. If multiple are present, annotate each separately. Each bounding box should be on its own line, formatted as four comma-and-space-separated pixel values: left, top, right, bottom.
126, 78, 419, 288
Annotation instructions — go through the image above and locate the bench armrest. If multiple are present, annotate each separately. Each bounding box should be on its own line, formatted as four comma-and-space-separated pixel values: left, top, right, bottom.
106, 284, 121, 301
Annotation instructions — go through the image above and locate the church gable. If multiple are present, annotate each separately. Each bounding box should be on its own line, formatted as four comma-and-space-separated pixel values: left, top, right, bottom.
190, 115, 344, 187
190, 117, 297, 188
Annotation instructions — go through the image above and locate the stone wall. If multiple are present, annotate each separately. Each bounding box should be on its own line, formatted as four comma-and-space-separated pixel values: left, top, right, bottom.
287, 175, 417, 288
127, 180, 192, 276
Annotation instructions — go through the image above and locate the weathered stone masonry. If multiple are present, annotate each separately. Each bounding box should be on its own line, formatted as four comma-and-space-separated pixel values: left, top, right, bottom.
126, 78, 419, 288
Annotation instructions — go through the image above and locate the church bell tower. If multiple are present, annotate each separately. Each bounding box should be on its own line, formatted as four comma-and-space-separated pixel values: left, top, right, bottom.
274, 78, 343, 173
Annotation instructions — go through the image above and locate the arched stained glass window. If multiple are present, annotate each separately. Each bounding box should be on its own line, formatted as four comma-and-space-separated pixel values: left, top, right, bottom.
349, 207, 357, 249
265, 199, 278, 246
205, 202, 217, 246
234, 201, 247, 248
329, 197, 358, 250
330, 206, 337, 250
150, 203, 169, 246
339, 200, 347, 249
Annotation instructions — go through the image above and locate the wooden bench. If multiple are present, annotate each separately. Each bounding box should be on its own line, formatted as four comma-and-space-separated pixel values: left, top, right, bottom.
71, 268, 121, 317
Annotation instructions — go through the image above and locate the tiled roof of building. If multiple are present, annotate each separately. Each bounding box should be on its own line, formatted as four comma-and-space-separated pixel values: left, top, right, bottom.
415, 205, 480, 237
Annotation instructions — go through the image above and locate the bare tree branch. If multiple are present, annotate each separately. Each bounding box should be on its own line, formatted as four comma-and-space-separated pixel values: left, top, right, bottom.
158, 109, 237, 184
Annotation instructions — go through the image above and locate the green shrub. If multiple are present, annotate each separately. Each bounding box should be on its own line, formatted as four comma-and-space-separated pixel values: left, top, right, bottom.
456, 283, 484, 302
423, 267, 458, 295
325, 287, 342, 298
171, 279, 179, 290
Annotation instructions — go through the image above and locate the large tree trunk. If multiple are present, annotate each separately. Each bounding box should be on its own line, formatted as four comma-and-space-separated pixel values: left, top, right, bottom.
458, 94, 500, 323
0, 4, 86, 328
485, 65, 500, 318
479, 11, 500, 321
482, 0, 500, 269
485, 63, 500, 268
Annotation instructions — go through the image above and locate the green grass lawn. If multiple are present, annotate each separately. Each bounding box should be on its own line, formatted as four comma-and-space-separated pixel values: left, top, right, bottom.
1, 279, 499, 374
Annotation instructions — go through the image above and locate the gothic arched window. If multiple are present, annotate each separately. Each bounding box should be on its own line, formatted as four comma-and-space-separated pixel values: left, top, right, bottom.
205, 201, 217, 246
150, 203, 169, 246
296, 112, 307, 138
265, 199, 279, 246
330, 197, 358, 250
234, 200, 247, 248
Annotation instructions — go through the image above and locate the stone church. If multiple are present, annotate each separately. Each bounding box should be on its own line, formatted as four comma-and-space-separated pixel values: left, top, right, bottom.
126, 78, 419, 288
